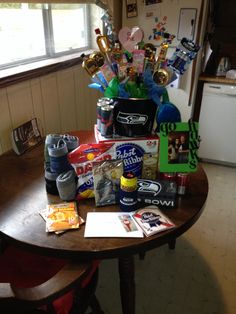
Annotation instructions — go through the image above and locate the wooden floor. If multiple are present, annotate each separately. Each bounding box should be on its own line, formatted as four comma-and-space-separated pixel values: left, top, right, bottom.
93, 162, 236, 314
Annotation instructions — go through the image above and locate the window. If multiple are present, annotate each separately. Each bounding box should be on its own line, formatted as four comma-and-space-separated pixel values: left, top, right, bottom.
0, 3, 100, 69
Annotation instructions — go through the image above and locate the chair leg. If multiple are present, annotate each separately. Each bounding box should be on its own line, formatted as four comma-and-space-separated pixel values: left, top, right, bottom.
138, 252, 146, 260
0, 237, 7, 254
71, 269, 104, 314
88, 295, 105, 314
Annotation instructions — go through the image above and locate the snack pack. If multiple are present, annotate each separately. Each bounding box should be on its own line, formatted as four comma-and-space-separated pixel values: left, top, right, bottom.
68, 143, 116, 199
92, 159, 123, 206
45, 202, 80, 232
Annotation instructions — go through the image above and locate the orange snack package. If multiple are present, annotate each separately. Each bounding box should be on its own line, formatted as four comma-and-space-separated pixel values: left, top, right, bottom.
46, 202, 80, 233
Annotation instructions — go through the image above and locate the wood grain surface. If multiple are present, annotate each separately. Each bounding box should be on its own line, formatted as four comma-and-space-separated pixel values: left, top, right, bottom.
0, 131, 209, 261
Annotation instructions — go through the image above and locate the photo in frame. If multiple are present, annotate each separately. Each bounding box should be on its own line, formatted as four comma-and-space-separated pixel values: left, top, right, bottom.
126, 0, 138, 18
159, 121, 200, 173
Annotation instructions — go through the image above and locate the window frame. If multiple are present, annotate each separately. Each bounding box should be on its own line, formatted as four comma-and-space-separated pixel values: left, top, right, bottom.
0, 3, 103, 88
0, 3, 92, 70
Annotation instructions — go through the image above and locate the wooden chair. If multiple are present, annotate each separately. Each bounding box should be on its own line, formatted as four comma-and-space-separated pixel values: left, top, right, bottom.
0, 244, 104, 314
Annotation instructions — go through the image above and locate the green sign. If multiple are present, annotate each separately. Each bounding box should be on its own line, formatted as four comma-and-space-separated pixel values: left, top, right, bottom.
159, 121, 200, 172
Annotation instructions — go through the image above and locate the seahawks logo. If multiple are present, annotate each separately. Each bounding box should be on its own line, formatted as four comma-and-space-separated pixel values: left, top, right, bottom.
137, 180, 162, 196
116, 112, 148, 125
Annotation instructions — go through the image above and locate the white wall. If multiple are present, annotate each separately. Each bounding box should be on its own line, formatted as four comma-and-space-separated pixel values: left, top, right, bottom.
122, 0, 206, 111
0, 65, 100, 155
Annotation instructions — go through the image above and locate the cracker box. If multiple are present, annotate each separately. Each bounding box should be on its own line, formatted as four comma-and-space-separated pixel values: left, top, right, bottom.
94, 125, 159, 177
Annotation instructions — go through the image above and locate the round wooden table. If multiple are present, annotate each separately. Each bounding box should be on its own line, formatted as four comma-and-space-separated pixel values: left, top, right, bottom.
0, 131, 208, 314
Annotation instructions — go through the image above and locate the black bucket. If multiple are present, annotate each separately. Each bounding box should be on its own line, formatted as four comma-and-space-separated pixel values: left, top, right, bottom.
113, 98, 157, 137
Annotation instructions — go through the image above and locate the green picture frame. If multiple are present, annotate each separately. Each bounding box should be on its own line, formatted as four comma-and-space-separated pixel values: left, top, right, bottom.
159, 121, 200, 173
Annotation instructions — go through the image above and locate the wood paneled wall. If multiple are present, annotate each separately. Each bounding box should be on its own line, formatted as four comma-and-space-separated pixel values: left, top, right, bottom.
0, 65, 100, 155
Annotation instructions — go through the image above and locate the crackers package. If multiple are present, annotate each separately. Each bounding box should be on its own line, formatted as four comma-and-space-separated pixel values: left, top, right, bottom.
46, 202, 80, 232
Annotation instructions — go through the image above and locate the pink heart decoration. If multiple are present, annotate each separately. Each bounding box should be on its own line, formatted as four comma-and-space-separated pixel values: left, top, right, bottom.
118, 27, 144, 52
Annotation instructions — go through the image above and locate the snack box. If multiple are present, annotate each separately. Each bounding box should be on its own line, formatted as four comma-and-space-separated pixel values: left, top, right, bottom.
94, 125, 159, 177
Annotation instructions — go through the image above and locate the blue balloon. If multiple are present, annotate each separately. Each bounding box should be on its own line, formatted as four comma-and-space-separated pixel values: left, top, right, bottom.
156, 91, 181, 132
143, 69, 181, 131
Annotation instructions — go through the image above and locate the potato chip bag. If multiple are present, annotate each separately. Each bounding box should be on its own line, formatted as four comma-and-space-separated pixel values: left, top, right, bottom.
68, 143, 115, 199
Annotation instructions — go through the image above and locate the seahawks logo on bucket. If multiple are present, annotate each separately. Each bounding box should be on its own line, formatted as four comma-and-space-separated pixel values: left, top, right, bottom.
116, 112, 148, 125
137, 180, 162, 196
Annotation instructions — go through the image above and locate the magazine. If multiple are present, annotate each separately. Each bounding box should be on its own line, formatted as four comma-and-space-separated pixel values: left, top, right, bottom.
11, 118, 42, 155
133, 206, 175, 237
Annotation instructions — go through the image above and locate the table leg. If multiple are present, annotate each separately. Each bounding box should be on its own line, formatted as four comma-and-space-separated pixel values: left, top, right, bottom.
118, 256, 135, 314
168, 237, 176, 250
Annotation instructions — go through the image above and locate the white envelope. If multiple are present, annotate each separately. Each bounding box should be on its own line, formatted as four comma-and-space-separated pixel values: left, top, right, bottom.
84, 212, 144, 238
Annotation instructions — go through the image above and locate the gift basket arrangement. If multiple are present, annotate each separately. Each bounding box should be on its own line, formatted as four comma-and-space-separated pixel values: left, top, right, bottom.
81, 24, 200, 138
42, 16, 201, 232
